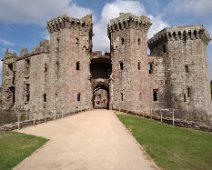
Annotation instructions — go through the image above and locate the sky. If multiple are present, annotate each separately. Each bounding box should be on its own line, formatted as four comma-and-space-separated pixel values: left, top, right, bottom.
0, 0, 212, 81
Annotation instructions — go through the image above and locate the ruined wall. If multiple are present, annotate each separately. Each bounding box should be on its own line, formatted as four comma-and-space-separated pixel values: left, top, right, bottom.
108, 13, 151, 114
1, 50, 18, 110
148, 26, 211, 120
47, 15, 92, 114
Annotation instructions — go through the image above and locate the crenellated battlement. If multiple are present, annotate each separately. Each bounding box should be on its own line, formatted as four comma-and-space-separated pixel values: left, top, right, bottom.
2, 49, 18, 64
148, 25, 211, 49
30, 39, 50, 56
107, 13, 151, 34
47, 14, 92, 34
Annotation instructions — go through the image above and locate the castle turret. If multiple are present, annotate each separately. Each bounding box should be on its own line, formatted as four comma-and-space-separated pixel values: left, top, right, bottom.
148, 25, 211, 120
108, 13, 152, 114
47, 14, 93, 114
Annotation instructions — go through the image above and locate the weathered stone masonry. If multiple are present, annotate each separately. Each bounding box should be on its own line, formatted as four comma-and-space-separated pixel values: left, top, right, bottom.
0, 13, 211, 122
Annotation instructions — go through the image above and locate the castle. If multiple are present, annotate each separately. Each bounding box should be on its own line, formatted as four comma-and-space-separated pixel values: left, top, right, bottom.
0, 13, 211, 121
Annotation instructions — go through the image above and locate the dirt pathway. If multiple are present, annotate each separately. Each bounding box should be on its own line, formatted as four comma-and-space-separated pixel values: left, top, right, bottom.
14, 110, 158, 170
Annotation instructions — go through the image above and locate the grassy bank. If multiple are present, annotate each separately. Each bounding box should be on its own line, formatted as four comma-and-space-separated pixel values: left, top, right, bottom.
0, 131, 48, 170
117, 113, 212, 170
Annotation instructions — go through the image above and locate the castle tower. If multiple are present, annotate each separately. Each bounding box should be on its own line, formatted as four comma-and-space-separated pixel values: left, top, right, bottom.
47, 15, 93, 114
1, 49, 18, 110
148, 25, 211, 120
108, 13, 151, 114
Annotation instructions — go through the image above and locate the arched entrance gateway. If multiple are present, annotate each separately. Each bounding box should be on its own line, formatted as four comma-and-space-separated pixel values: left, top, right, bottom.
90, 52, 111, 109
93, 85, 109, 109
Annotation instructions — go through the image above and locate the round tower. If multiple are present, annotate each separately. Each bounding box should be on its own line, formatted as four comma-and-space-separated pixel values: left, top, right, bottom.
108, 13, 152, 114
148, 25, 211, 121
47, 14, 93, 114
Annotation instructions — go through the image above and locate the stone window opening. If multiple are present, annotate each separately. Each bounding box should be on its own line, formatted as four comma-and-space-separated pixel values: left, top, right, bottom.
139, 92, 142, 101
76, 62, 80, 70
153, 89, 158, 101
57, 37, 59, 45
43, 93, 47, 102
76, 38, 79, 45
8, 63, 13, 71
77, 93, 81, 101
138, 62, 141, 70
56, 61, 60, 79
25, 58, 30, 73
148, 63, 153, 74
138, 38, 141, 46
121, 92, 123, 101
187, 88, 191, 98
25, 84, 30, 102
44, 64, 48, 72
184, 94, 187, 102
185, 65, 189, 73
120, 62, 123, 70
121, 38, 124, 46
163, 44, 166, 53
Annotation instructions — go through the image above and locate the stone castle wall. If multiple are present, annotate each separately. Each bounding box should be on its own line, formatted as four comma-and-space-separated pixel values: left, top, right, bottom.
0, 13, 211, 122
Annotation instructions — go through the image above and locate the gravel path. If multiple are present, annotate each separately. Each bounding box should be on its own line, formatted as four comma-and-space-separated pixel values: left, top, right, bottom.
14, 109, 158, 170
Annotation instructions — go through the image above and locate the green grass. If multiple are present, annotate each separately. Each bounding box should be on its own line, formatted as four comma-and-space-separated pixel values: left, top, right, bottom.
0, 131, 48, 170
117, 113, 212, 170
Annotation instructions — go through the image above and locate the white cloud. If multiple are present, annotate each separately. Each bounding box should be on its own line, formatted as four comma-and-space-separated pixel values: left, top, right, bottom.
93, 0, 169, 52
148, 15, 169, 38
169, 0, 212, 17
0, 0, 92, 25
0, 39, 14, 46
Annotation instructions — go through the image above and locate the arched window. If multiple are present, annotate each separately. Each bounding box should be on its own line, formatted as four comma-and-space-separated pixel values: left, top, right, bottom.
187, 88, 191, 97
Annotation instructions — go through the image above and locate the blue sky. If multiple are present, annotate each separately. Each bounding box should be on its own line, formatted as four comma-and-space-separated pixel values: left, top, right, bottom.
0, 0, 212, 81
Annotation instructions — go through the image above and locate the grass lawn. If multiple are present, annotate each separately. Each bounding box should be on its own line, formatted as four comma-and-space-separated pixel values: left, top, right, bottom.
117, 113, 212, 170
0, 131, 48, 170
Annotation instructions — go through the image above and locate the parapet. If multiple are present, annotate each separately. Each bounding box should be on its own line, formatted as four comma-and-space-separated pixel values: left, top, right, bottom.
47, 14, 92, 34
30, 39, 50, 56
148, 25, 211, 49
2, 49, 18, 64
108, 13, 151, 34
91, 51, 111, 62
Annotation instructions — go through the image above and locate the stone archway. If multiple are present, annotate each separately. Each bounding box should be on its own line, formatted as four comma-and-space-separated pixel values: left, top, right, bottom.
93, 85, 109, 109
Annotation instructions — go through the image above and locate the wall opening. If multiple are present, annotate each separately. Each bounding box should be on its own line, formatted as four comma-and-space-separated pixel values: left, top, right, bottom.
149, 63, 153, 74
76, 62, 80, 70
8, 63, 13, 72
138, 38, 141, 46
187, 88, 191, 97
185, 65, 189, 73
43, 93, 47, 102
77, 93, 81, 101
93, 85, 109, 109
120, 62, 123, 70
138, 62, 141, 70
76, 38, 79, 45
153, 89, 158, 101
121, 38, 124, 46
121, 92, 123, 101
163, 44, 166, 53
56, 61, 60, 79
139, 92, 142, 101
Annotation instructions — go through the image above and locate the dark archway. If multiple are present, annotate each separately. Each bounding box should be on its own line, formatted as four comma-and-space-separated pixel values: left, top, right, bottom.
93, 84, 109, 109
